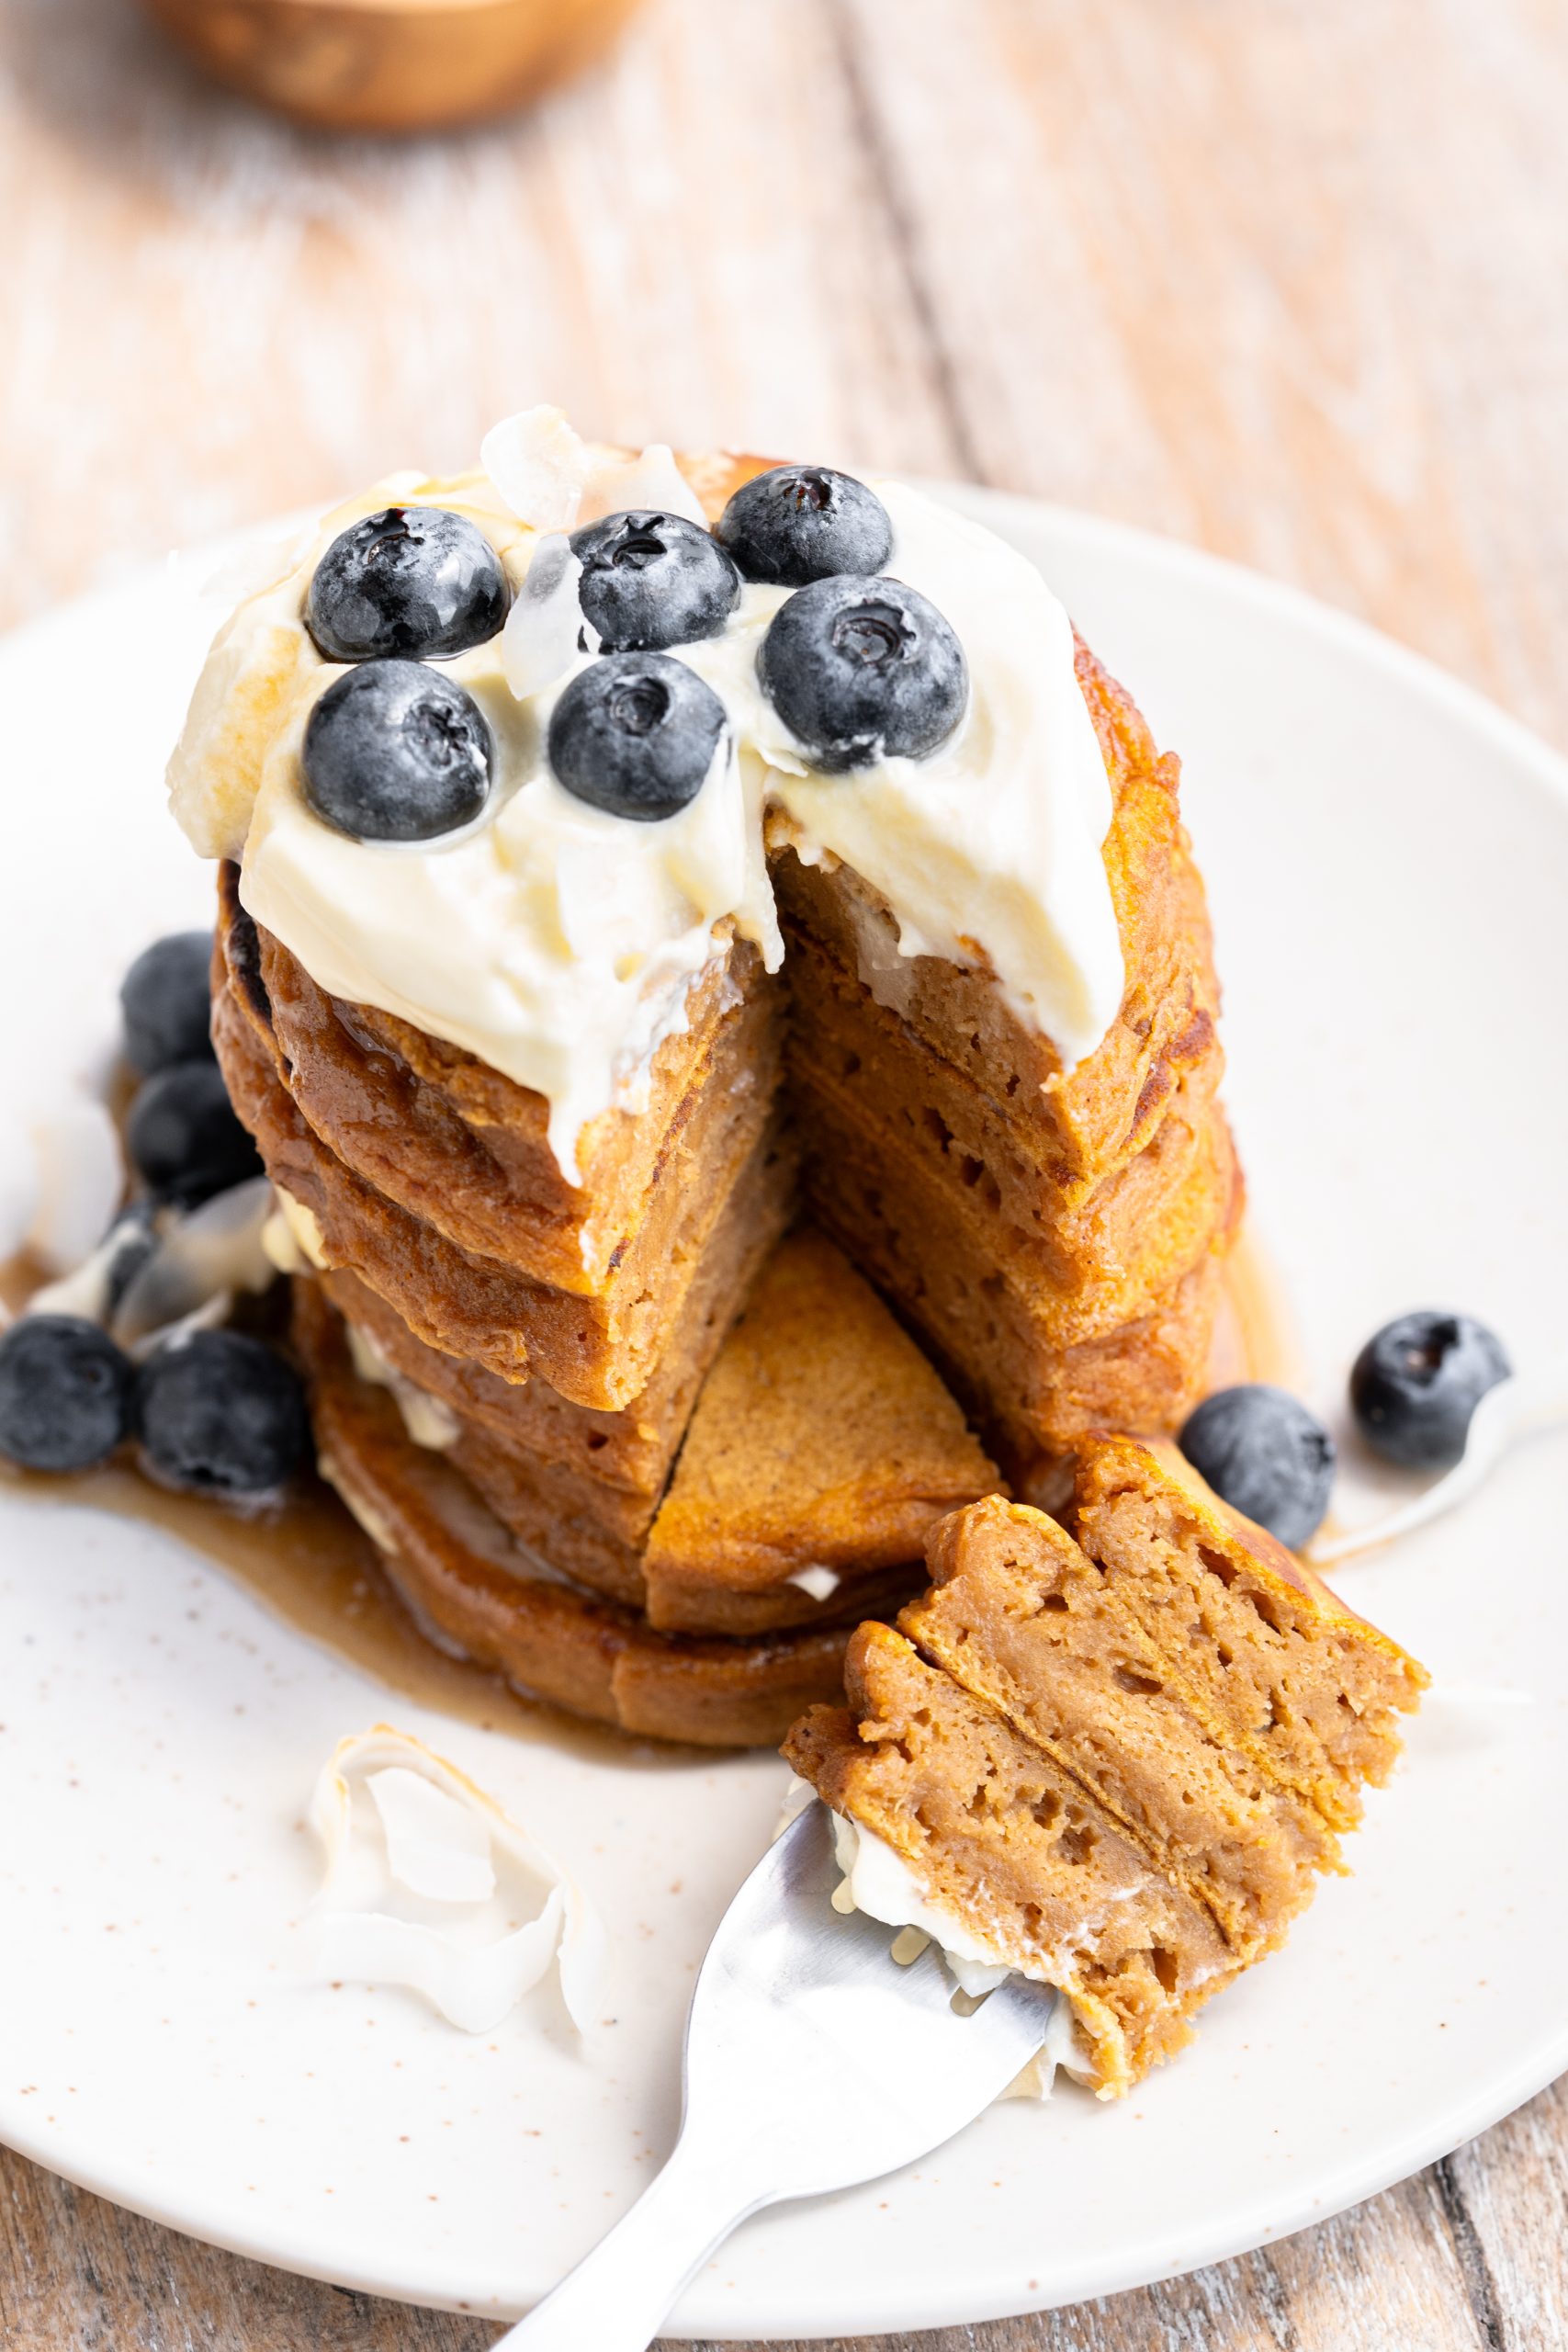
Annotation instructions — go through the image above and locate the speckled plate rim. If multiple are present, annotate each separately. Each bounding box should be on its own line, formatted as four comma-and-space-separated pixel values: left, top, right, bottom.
0, 483, 1565, 2337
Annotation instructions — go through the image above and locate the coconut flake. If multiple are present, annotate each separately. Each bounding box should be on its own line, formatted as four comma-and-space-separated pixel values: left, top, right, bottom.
580, 442, 709, 529
26, 1099, 125, 1275
481, 405, 592, 533
25, 1205, 157, 1325
502, 534, 591, 700
262, 1185, 329, 1273
178, 518, 318, 616
309, 1726, 606, 2034
111, 1176, 276, 1351
368, 1767, 496, 1903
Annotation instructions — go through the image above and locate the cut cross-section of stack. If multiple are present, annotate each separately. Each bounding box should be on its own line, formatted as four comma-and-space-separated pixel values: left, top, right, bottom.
784, 1437, 1427, 2093
776, 631, 1240, 1474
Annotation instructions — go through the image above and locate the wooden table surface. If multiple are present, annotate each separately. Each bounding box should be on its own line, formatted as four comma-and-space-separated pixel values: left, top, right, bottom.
4, 0, 1567, 2344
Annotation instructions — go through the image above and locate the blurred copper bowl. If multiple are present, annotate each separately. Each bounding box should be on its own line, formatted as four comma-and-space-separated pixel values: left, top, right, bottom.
140, 0, 644, 132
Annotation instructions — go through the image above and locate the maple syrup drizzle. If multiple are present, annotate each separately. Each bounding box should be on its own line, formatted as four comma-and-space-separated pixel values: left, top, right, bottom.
0, 1251, 639, 1762
0, 1234, 1295, 1751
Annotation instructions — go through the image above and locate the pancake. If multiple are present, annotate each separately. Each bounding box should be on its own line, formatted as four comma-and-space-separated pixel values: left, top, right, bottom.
641, 1228, 1000, 1633
1069, 1437, 1429, 1830
902, 1492, 1340, 1958
296, 1275, 864, 1747
784, 1623, 1241, 2098
784, 1448, 1426, 2089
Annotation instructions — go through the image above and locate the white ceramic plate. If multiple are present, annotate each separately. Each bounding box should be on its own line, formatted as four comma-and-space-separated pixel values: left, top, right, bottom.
1, 490, 1564, 2340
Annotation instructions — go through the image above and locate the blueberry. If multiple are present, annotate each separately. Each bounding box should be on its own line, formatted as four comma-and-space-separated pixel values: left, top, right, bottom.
1349, 1311, 1511, 1469
716, 466, 893, 586
137, 1330, 310, 1497
126, 1058, 263, 1207
0, 1315, 134, 1472
305, 506, 509, 663
302, 661, 492, 843
1179, 1385, 1336, 1550
570, 511, 740, 652
547, 652, 728, 821
759, 575, 967, 771
119, 931, 215, 1074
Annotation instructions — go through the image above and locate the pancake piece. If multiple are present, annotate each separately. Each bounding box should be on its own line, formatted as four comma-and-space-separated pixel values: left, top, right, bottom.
784, 1623, 1239, 2098
903, 1493, 1339, 1957
641, 1230, 1000, 1634
1071, 1438, 1429, 1831
292, 1209, 1000, 1655
807, 1115, 1238, 1461
785, 1453, 1426, 2087
296, 1277, 860, 1747
316, 1093, 795, 1504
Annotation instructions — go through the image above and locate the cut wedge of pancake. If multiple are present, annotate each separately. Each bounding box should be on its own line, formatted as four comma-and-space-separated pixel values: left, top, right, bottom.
1070, 1437, 1429, 1832
297, 1278, 870, 1747
784, 1442, 1426, 2087
642, 1229, 1000, 1633
784, 1623, 1240, 2098
903, 1491, 1340, 1959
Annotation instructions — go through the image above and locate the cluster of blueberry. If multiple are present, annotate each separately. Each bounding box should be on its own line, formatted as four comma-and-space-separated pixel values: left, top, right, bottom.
0, 936, 309, 1497
1179, 1312, 1512, 1549
300, 465, 969, 842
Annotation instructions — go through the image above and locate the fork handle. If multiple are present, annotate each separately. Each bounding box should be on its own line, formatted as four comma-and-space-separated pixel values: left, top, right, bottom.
490, 2132, 769, 2352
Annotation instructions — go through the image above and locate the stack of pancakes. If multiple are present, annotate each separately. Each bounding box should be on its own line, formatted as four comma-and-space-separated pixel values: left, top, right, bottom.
206, 452, 1241, 1746
786, 1439, 1427, 2093
215, 866, 998, 1743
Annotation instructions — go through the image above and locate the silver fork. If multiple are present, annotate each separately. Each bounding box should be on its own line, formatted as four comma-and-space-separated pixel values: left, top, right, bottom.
491, 1797, 1056, 2352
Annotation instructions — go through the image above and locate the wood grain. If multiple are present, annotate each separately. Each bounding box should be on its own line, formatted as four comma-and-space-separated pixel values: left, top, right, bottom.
2, 0, 1565, 2345
6, 2080, 1568, 2347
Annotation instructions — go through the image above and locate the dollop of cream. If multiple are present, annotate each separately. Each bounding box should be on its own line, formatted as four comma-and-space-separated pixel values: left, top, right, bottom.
308, 1724, 606, 2035
168, 422, 1123, 1183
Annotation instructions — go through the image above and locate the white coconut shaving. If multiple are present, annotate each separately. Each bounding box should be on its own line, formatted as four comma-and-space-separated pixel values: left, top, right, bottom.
26, 1098, 125, 1275
481, 404, 710, 540
21, 1172, 278, 1360
23, 1207, 155, 1325
578, 442, 709, 528
481, 405, 594, 533
502, 533, 591, 700
110, 1175, 276, 1351
308, 1726, 606, 2035
262, 1185, 329, 1274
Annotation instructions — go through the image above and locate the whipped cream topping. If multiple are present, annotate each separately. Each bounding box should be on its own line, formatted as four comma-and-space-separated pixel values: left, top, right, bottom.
169, 412, 1124, 1182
